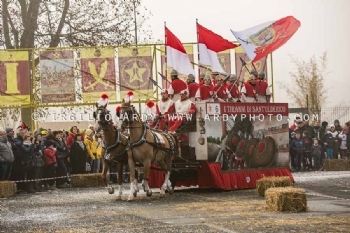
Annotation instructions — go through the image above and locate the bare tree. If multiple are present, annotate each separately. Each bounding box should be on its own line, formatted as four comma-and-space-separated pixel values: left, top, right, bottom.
279, 51, 328, 116
0, 0, 152, 48
0, 0, 152, 127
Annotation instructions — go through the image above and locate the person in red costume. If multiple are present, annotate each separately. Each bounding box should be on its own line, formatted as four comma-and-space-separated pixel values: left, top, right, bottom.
167, 69, 188, 102
186, 74, 199, 102
168, 90, 196, 134
151, 90, 175, 130
210, 71, 218, 87
198, 73, 205, 86
195, 74, 213, 102
241, 74, 257, 103
213, 74, 228, 102
255, 71, 271, 103
227, 74, 241, 102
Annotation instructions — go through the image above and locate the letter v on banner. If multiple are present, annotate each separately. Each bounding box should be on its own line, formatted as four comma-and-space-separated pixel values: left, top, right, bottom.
230, 16, 301, 62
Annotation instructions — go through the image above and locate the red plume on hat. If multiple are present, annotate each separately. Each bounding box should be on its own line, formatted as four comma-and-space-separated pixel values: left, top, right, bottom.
116, 106, 121, 117
146, 100, 154, 108
98, 93, 109, 106
125, 91, 134, 103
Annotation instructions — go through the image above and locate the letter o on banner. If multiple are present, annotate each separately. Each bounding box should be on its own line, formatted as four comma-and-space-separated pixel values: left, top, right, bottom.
258, 114, 264, 121
303, 114, 310, 121
276, 114, 283, 121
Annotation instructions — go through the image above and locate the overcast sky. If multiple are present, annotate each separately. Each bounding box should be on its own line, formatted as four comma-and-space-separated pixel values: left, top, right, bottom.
142, 0, 350, 107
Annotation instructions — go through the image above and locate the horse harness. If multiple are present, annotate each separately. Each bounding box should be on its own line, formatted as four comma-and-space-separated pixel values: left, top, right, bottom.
126, 122, 178, 159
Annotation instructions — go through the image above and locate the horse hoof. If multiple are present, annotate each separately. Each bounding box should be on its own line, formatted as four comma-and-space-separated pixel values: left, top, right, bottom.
108, 186, 115, 194
133, 191, 137, 197
168, 188, 174, 195
146, 190, 152, 197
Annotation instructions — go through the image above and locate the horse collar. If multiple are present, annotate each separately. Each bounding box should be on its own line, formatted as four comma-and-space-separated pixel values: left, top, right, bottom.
127, 123, 147, 149
104, 130, 122, 153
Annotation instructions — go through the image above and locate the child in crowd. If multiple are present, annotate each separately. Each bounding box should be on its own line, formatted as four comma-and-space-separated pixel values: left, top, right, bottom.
310, 139, 322, 171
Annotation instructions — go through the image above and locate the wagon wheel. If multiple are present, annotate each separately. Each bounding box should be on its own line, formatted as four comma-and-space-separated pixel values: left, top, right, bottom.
226, 132, 241, 152
244, 138, 259, 168
251, 136, 276, 168
235, 138, 248, 160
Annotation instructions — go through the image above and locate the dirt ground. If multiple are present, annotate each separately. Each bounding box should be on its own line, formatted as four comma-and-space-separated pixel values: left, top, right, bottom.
1, 171, 350, 233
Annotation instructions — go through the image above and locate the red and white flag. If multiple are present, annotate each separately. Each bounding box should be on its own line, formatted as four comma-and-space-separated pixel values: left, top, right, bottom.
231, 16, 301, 62
197, 23, 238, 74
165, 27, 194, 75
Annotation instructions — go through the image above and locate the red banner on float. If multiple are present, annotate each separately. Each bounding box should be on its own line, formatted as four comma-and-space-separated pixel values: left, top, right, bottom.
206, 102, 288, 116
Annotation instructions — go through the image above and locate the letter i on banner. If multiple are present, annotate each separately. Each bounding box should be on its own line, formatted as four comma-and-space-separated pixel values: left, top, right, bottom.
0, 51, 30, 105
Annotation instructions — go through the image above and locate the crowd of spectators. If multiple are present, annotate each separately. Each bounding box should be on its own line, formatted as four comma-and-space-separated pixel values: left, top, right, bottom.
289, 118, 349, 172
0, 124, 105, 194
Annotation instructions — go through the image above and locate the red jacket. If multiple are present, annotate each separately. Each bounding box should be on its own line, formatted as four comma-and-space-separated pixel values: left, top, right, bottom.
188, 82, 199, 98
169, 79, 187, 94
44, 147, 57, 165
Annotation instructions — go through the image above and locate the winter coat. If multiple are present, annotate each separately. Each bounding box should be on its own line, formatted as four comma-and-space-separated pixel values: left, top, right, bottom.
290, 138, 304, 154
70, 141, 87, 174
43, 147, 57, 165
302, 136, 313, 152
84, 136, 96, 160
20, 142, 34, 164
325, 137, 335, 148
0, 140, 15, 162
310, 144, 322, 157
54, 139, 68, 159
338, 132, 347, 150
94, 139, 103, 159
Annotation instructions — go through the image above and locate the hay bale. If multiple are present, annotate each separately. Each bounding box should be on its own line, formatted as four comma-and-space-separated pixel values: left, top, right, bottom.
256, 176, 292, 196
0, 181, 17, 198
323, 159, 350, 171
70, 174, 105, 188
265, 187, 307, 212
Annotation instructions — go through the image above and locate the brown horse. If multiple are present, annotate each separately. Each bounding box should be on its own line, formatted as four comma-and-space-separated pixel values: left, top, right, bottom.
120, 98, 178, 201
94, 102, 133, 200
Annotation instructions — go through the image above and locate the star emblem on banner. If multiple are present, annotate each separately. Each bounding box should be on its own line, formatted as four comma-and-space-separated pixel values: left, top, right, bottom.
125, 61, 146, 83
53, 51, 61, 59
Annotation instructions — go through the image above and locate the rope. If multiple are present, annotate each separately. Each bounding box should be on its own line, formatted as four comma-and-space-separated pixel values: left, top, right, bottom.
10, 172, 144, 183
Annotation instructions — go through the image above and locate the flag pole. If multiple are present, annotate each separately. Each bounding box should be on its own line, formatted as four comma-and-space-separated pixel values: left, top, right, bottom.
270, 53, 275, 103
164, 21, 168, 89
196, 19, 200, 82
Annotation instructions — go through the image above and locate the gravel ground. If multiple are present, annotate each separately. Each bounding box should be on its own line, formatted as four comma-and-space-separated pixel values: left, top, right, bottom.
1, 171, 350, 233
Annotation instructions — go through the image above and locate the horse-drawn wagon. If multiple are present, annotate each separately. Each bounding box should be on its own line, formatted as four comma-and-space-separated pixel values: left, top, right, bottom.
94, 95, 293, 201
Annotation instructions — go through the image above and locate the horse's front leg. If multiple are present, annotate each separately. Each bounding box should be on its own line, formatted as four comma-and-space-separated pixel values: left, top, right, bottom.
127, 151, 138, 201
115, 162, 123, 200
141, 159, 152, 197
101, 159, 109, 186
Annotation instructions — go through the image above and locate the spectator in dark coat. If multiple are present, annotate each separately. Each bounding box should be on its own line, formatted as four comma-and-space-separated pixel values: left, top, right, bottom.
10, 128, 26, 191
0, 130, 15, 180
53, 131, 69, 188
20, 134, 36, 193
290, 131, 305, 171
310, 139, 322, 171
70, 134, 87, 174
302, 131, 313, 170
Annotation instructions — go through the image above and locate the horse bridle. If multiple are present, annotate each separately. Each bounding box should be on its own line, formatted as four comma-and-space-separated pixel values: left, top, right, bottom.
94, 107, 126, 154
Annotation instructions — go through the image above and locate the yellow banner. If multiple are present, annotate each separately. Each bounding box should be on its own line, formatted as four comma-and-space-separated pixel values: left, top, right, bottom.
80, 47, 115, 59
0, 51, 29, 61
80, 47, 117, 102
118, 47, 153, 100
0, 51, 30, 106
